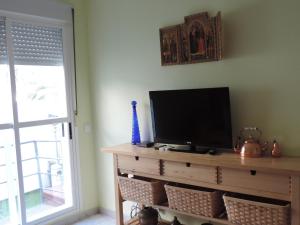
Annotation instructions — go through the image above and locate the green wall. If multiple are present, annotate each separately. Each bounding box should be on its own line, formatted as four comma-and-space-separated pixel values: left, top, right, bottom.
87, 0, 300, 222
58, 0, 99, 215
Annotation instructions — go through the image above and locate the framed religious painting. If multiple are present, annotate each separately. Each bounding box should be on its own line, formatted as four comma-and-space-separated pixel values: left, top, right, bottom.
179, 24, 189, 64
184, 12, 222, 63
159, 11, 222, 66
159, 25, 181, 66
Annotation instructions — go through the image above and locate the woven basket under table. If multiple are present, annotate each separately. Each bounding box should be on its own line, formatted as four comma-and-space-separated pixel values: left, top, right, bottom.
165, 184, 224, 218
118, 176, 167, 205
223, 193, 290, 225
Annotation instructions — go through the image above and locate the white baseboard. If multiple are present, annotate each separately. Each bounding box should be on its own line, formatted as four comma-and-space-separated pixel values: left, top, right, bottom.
99, 207, 115, 218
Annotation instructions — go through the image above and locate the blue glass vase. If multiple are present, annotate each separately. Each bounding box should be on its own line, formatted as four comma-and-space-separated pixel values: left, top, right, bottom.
131, 101, 141, 145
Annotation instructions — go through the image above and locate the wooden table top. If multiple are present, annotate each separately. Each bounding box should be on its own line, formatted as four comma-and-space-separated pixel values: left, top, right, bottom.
101, 143, 300, 175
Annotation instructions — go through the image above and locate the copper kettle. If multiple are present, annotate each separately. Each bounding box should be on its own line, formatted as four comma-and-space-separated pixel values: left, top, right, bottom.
138, 207, 158, 225
240, 127, 267, 158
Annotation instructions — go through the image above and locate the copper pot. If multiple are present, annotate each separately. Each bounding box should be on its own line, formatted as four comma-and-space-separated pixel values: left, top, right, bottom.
138, 207, 158, 225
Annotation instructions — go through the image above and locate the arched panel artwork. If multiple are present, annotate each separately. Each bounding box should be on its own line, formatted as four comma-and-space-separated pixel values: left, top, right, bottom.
160, 12, 222, 66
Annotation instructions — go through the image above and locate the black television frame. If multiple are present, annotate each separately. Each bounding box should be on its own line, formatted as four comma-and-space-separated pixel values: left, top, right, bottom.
149, 87, 233, 152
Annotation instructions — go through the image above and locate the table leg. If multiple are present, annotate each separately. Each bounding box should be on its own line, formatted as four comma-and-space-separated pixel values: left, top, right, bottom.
291, 176, 300, 225
113, 154, 124, 225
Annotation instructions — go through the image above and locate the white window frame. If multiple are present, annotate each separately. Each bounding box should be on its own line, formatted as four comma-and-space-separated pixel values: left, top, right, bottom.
0, 9, 80, 225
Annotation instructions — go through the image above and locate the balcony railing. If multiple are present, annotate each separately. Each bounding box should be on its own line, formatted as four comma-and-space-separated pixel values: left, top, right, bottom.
0, 140, 64, 205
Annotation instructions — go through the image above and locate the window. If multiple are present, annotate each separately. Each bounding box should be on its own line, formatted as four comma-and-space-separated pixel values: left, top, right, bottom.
0, 7, 78, 225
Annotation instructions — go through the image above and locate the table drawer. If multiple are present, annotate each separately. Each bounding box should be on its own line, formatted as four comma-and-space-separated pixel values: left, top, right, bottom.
219, 167, 290, 195
117, 155, 160, 176
163, 161, 217, 184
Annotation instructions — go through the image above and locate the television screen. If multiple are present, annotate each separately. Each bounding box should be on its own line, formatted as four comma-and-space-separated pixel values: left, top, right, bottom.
149, 87, 232, 150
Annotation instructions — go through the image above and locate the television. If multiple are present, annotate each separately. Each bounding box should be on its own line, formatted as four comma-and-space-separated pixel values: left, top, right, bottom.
149, 87, 233, 152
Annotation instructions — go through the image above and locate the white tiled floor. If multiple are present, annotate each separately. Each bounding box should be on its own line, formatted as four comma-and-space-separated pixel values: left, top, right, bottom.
72, 201, 134, 225
72, 214, 116, 225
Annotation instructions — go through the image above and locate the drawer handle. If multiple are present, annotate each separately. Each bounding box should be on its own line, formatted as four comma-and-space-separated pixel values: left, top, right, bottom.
135, 156, 139, 161
250, 170, 257, 176
186, 162, 191, 167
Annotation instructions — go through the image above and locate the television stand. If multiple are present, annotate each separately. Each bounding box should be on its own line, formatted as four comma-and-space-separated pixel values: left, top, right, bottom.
102, 143, 300, 225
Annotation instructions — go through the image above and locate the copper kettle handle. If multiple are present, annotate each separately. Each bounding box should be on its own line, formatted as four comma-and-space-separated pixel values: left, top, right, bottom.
240, 127, 262, 140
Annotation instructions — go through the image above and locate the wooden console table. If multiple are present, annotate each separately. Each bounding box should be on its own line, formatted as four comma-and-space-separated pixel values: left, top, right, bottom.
101, 143, 300, 225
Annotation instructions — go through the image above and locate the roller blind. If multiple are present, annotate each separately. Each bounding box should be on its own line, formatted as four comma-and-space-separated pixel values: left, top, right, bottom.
11, 21, 64, 66
0, 0, 72, 22
0, 17, 7, 64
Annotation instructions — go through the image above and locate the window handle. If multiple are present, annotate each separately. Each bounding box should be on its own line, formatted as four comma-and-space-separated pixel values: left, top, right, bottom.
61, 123, 65, 137
69, 122, 72, 140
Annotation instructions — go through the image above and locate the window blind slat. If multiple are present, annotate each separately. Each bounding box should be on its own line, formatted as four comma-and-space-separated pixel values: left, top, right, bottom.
0, 17, 7, 64
11, 22, 64, 66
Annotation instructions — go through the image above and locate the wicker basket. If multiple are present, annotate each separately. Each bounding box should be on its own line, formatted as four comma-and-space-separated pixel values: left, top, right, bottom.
223, 193, 290, 225
118, 176, 167, 205
165, 184, 224, 218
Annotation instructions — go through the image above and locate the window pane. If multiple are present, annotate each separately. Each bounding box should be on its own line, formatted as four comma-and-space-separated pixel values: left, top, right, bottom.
19, 123, 73, 222
0, 65, 13, 124
11, 21, 68, 122
0, 130, 20, 225
14, 65, 68, 122
0, 19, 13, 124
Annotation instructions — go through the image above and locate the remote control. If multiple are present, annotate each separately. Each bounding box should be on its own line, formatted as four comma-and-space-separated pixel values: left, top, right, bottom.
208, 149, 216, 155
